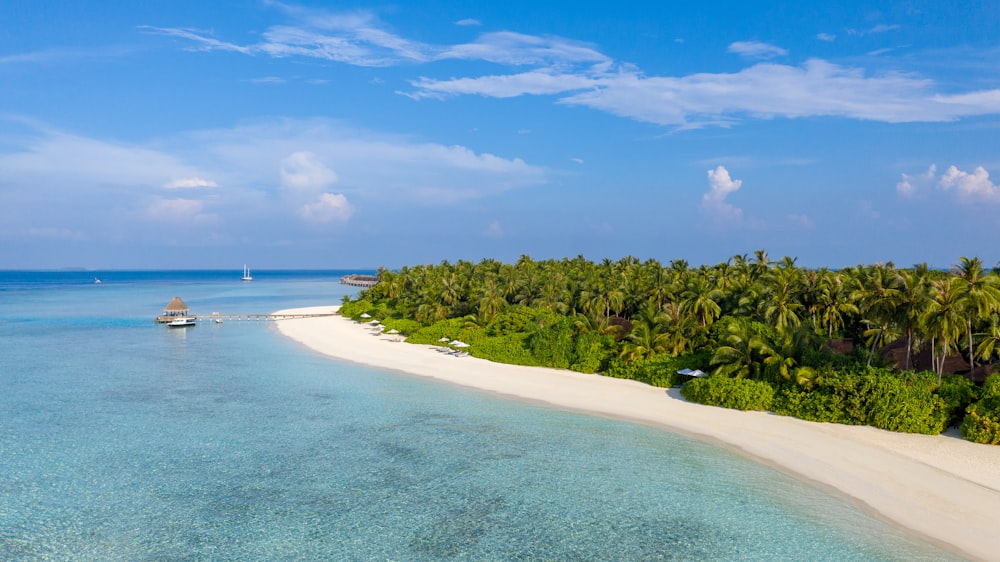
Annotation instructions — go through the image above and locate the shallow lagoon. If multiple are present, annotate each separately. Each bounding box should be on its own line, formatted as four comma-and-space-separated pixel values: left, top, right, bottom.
0, 271, 959, 560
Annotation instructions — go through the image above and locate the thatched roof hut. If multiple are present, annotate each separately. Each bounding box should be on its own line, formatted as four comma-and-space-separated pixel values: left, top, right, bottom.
163, 296, 189, 316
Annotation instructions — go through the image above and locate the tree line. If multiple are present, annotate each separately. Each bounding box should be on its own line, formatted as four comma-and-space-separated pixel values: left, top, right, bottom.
341, 252, 1000, 443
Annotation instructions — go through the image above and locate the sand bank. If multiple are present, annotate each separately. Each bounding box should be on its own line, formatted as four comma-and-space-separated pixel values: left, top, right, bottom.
275, 306, 1000, 560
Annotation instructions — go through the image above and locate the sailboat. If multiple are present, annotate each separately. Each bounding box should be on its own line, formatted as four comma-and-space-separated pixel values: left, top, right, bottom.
241, 264, 253, 282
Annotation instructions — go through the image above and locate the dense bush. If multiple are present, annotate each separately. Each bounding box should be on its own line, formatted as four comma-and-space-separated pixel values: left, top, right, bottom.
339, 298, 373, 318
772, 368, 950, 434
961, 374, 1000, 444
570, 331, 614, 374
470, 333, 540, 366
680, 376, 774, 411
936, 374, 978, 427
604, 352, 713, 388
525, 319, 576, 369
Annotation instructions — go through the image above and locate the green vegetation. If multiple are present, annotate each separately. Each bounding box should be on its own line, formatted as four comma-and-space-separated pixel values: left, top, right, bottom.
342, 253, 1000, 443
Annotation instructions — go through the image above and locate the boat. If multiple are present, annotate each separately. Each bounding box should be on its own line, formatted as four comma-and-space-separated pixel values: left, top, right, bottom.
241, 264, 253, 282
94, 277, 102, 284
167, 317, 197, 328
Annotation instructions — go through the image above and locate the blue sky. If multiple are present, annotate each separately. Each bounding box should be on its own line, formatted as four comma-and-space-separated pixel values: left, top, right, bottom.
2, 1, 999, 270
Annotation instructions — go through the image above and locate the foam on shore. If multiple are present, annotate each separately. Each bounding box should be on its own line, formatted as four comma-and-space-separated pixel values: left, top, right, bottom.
275, 305, 1000, 560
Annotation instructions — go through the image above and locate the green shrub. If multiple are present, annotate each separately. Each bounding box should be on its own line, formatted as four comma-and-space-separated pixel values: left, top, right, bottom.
680, 376, 774, 411
339, 298, 373, 319
937, 374, 979, 427
772, 367, 949, 434
469, 333, 539, 366
603, 352, 712, 388
570, 331, 614, 374
961, 374, 1000, 444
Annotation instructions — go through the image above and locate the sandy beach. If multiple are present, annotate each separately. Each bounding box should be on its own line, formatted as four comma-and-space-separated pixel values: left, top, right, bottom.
276, 306, 1000, 560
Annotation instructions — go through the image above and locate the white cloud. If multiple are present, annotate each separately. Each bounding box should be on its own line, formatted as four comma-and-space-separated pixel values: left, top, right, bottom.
146, 197, 219, 225
152, 8, 1000, 128
896, 164, 936, 197
439, 31, 609, 66
940, 165, 1000, 202
700, 165, 743, 221
570, 157, 584, 164
411, 60, 1000, 127
164, 177, 218, 189
280, 151, 337, 192
817, 33, 836, 42
0, 118, 547, 246
456, 18, 481, 26
897, 164, 1000, 203
299, 193, 355, 223
727, 41, 788, 60
848, 24, 900, 36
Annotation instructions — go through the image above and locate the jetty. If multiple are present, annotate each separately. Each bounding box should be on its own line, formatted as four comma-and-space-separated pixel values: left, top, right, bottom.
340, 274, 378, 287
155, 297, 336, 323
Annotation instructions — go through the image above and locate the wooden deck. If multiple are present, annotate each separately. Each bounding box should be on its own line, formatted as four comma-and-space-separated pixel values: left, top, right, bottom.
156, 312, 336, 323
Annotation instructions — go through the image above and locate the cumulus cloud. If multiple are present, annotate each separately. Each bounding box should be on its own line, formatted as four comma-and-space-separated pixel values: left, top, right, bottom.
280, 151, 338, 192
0, 118, 547, 249
727, 41, 788, 60
817, 33, 836, 42
298, 193, 355, 223
897, 164, 999, 203
940, 165, 1000, 201
700, 165, 743, 221
896, 164, 936, 197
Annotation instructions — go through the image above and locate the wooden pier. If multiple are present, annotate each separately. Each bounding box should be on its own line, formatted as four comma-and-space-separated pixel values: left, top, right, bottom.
156, 312, 336, 323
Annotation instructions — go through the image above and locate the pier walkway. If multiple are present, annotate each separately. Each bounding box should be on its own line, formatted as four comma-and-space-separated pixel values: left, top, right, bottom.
156, 312, 336, 323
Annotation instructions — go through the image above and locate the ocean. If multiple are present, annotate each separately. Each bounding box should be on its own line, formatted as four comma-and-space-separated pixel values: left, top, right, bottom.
0, 270, 960, 560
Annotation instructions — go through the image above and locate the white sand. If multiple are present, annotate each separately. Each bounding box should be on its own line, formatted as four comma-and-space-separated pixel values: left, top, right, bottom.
275, 306, 1000, 560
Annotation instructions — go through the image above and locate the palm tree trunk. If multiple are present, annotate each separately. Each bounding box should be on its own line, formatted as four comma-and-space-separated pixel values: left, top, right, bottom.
905, 329, 912, 372
867, 328, 883, 367
968, 319, 975, 377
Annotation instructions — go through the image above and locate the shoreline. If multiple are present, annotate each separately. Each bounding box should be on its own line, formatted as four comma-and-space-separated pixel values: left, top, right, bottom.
274, 305, 1000, 560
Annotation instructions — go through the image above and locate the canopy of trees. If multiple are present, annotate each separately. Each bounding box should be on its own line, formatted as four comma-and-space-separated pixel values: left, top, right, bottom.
341, 253, 1000, 444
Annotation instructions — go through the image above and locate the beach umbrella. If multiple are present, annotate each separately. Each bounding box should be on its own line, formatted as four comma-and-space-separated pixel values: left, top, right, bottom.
386, 329, 400, 334
439, 337, 450, 342
360, 313, 371, 319
449, 340, 470, 348
369, 319, 380, 325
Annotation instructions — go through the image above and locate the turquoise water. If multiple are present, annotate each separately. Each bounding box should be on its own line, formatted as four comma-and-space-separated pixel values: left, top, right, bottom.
0, 271, 961, 560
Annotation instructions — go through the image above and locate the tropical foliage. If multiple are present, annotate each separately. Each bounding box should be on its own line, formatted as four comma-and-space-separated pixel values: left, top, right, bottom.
342, 253, 1000, 443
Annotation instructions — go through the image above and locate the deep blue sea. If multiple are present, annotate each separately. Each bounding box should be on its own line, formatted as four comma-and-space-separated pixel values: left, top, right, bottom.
0, 271, 961, 561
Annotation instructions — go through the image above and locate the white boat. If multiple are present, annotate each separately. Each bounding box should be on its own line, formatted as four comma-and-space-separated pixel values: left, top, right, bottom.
241, 264, 253, 282
168, 317, 197, 327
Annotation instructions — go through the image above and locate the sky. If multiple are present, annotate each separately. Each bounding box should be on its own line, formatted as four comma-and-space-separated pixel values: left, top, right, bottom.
1, 1, 999, 270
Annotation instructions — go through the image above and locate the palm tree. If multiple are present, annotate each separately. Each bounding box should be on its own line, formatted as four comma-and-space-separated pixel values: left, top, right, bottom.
816, 271, 859, 339
762, 324, 821, 390
898, 265, 933, 371
852, 264, 904, 366
710, 318, 767, 379
761, 264, 804, 331
954, 257, 1000, 375
921, 277, 965, 382
681, 276, 723, 327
